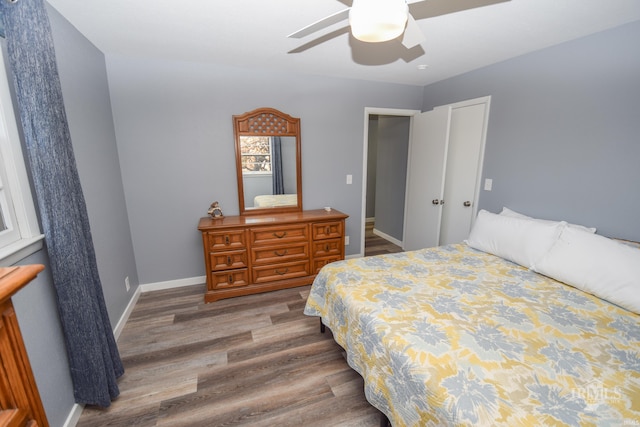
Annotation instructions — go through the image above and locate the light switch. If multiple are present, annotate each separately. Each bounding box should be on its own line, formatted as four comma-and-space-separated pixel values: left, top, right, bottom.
484, 178, 493, 191
346, 174, 352, 185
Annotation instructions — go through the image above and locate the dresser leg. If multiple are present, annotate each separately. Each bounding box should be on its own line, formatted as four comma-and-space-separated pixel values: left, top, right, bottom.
320, 318, 325, 333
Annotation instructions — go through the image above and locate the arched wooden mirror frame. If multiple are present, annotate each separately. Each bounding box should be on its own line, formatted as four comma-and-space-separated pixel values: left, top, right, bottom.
234, 107, 303, 216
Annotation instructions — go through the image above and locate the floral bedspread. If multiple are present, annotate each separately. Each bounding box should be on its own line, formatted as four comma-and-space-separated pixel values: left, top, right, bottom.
304, 243, 640, 426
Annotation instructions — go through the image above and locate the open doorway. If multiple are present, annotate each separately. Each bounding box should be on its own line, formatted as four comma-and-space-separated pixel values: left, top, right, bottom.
360, 108, 419, 257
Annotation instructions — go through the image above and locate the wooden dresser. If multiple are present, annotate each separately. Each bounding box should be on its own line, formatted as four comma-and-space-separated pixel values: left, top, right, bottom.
198, 209, 348, 303
0, 264, 49, 427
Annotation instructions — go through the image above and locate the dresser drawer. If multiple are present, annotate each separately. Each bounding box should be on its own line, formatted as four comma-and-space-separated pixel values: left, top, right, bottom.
312, 238, 342, 258
198, 210, 348, 303
252, 261, 310, 284
313, 257, 342, 274
206, 230, 246, 251
209, 269, 249, 289
312, 221, 343, 240
210, 250, 248, 271
250, 224, 308, 246
252, 243, 309, 265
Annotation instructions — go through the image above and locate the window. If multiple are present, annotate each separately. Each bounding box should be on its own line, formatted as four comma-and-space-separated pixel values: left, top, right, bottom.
0, 148, 21, 246
0, 47, 43, 266
240, 136, 272, 174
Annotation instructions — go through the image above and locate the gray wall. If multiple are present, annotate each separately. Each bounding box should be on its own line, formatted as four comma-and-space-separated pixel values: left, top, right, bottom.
243, 175, 273, 207
373, 115, 410, 241
422, 21, 640, 241
48, 6, 139, 321
105, 55, 423, 284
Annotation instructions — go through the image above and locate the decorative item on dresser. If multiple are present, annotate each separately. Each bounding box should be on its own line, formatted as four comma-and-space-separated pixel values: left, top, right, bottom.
0, 264, 49, 427
207, 201, 223, 218
198, 209, 348, 303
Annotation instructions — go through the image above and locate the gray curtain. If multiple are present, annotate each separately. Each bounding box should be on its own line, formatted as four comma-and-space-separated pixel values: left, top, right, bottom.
272, 136, 284, 194
0, 0, 123, 407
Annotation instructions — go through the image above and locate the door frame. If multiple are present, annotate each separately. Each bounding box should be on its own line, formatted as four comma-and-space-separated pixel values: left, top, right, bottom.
359, 107, 420, 258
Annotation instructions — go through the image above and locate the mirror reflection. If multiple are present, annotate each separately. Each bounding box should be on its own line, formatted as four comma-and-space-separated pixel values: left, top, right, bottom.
240, 135, 298, 209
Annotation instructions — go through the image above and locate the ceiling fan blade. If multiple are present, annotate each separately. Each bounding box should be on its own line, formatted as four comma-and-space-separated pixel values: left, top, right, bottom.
401, 14, 426, 49
287, 8, 351, 39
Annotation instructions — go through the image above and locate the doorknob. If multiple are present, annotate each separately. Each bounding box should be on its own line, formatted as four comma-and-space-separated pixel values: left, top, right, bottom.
432, 199, 440, 205
463, 201, 471, 207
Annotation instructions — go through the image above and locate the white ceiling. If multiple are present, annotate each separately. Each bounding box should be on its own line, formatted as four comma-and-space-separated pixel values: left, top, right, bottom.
46, 0, 640, 86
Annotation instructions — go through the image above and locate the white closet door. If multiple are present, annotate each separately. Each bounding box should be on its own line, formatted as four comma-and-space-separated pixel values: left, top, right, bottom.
403, 107, 451, 251
439, 102, 488, 245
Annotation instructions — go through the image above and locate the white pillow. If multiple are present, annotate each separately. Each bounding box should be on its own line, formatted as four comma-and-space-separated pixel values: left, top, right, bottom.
466, 209, 565, 269
500, 207, 596, 233
533, 227, 640, 315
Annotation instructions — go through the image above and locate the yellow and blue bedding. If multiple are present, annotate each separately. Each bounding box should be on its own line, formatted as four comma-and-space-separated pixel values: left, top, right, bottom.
253, 193, 297, 207
304, 243, 640, 426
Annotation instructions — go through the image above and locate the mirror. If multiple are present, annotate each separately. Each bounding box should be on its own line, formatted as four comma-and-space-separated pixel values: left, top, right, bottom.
234, 108, 302, 215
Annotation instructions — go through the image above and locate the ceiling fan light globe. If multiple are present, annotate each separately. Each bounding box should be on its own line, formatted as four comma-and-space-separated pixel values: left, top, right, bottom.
349, 0, 409, 43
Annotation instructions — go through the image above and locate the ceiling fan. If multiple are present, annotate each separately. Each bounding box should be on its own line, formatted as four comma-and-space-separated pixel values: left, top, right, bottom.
288, 0, 510, 49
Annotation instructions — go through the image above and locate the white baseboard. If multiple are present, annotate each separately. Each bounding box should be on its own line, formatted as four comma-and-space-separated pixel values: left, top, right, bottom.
113, 285, 142, 340
113, 276, 204, 340
139, 275, 205, 293
373, 228, 403, 248
62, 403, 83, 427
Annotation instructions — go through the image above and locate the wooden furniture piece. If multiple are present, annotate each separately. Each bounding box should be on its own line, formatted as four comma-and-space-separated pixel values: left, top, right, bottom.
234, 107, 302, 216
200, 107, 349, 302
198, 209, 348, 303
0, 264, 49, 427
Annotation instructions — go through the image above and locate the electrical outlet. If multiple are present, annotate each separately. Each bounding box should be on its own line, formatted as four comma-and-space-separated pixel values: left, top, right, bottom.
346, 174, 352, 185
484, 178, 493, 191
345, 235, 350, 245
125, 276, 130, 292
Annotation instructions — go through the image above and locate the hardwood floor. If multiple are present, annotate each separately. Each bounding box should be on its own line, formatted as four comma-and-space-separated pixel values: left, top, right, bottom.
76, 227, 399, 427
364, 222, 403, 257
77, 285, 383, 427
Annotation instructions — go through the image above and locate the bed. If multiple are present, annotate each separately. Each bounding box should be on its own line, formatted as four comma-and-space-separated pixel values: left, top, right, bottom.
304, 209, 640, 426
253, 193, 297, 207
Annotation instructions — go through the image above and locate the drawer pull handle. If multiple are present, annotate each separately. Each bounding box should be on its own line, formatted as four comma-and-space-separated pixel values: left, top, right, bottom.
325, 226, 330, 235
273, 231, 287, 239
275, 249, 288, 257
228, 274, 233, 283
227, 256, 232, 265
275, 268, 289, 275
225, 235, 230, 245
325, 244, 329, 252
